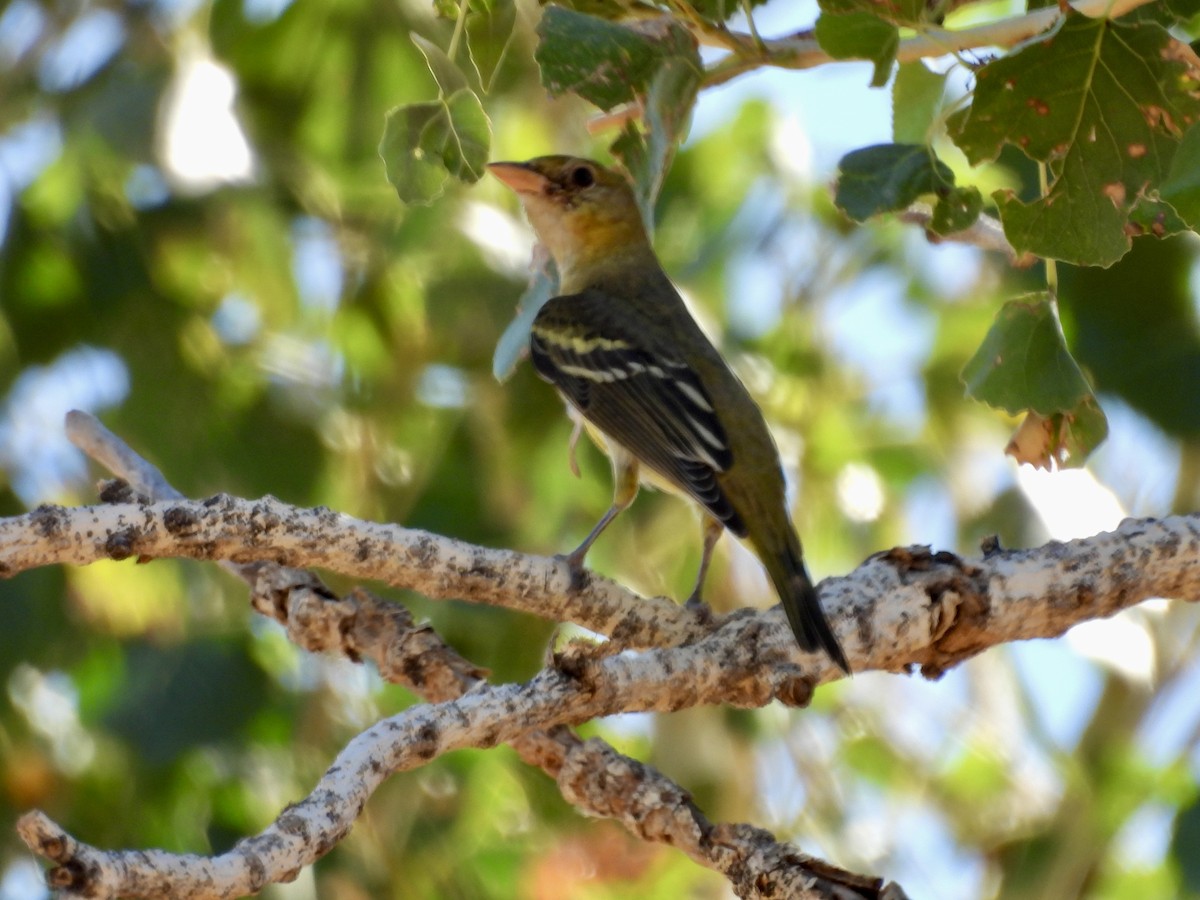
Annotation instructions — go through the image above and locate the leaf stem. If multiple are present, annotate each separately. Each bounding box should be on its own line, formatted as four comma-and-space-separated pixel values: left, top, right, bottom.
447, 0, 470, 64
1038, 162, 1059, 297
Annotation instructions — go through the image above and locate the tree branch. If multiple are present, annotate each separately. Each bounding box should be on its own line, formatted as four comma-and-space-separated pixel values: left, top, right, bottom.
7, 414, 1198, 898
10, 413, 899, 899
4, 492, 1199, 676
2, 491, 701, 651
698, 0, 1159, 87
897, 205, 1036, 267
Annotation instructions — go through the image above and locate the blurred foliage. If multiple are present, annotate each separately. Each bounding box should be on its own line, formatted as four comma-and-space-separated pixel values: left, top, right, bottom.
0, 0, 1199, 898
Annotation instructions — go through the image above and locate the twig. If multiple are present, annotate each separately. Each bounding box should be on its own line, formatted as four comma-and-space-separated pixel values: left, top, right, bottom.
896, 204, 1037, 267
699, 0, 1159, 88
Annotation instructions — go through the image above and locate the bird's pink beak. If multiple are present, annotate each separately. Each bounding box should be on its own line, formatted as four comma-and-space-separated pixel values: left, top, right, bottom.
487, 161, 549, 195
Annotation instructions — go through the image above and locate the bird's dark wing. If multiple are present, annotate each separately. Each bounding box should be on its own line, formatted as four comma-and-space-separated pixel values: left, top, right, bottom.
530, 290, 745, 535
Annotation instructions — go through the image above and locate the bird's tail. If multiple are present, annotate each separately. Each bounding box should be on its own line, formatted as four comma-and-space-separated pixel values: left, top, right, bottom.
764, 530, 850, 674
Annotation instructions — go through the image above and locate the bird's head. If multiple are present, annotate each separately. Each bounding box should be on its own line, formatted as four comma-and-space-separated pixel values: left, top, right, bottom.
488, 156, 651, 284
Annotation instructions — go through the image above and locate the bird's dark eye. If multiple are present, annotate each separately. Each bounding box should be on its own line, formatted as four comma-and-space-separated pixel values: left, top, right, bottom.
570, 165, 595, 188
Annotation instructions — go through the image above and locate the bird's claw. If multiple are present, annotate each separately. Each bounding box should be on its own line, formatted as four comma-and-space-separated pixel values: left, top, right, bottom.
554, 551, 589, 592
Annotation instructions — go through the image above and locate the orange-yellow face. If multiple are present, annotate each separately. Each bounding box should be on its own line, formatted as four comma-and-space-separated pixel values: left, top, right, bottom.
488, 156, 649, 281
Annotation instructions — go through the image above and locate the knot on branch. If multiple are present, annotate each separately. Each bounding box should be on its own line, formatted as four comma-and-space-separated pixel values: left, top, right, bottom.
30, 504, 69, 539
98, 479, 150, 505
558, 738, 709, 845
16, 811, 96, 894
873, 545, 990, 677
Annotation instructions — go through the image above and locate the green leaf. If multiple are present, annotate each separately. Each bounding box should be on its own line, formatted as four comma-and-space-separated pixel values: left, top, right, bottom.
440, 89, 491, 178
834, 143, 954, 220
951, 12, 1200, 266
493, 257, 558, 381
962, 295, 1094, 415
814, 11, 898, 87
1057, 232, 1200, 437
931, 185, 983, 234
1055, 397, 1109, 465
1122, 0, 1200, 25
411, 32, 469, 96
1159, 121, 1200, 227
379, 88, 491, 205
963, 295, 1108, 466
535, 6, 700, 111
1166, 0, 1200, 19
465, 0, 517, 93
892, 61, 946, 144
818, 0, 927, 25
610, 55, 701, 226
1127, 195, 1192, 238
1173, 796, 1200, 893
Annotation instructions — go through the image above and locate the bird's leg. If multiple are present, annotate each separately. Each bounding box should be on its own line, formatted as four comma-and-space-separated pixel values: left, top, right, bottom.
561, 454, 639, 589
566, 417, 584, 479
685, 515, 724, 608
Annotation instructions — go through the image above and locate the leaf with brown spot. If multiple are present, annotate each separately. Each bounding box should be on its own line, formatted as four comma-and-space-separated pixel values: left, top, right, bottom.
950, 12, 1200, 265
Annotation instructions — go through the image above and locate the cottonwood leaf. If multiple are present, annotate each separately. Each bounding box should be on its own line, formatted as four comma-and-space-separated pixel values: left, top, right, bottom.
962, 295, 1107, 466
411, 32, 469, 96
815, 11, 898, 87
835, 143, 955, 220
951, 12, 1200, 266
893, 61, 947, 144
466, 0, 517, 93
379, 89, 491, 205
610, 55, 700, 226
535, 6, 699, 111
1159, 121, 1200, 227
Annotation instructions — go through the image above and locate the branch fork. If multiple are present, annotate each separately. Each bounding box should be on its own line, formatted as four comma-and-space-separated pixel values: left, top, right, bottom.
6, 412, 1198, 898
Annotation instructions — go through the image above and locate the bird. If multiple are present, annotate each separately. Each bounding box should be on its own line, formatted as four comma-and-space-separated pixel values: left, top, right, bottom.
488, 155, 849, 673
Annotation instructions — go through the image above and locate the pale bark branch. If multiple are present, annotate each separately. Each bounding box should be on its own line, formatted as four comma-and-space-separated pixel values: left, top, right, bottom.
7, 413, 1198, 898
2, 491, 699, 650
4, 492, 1199, 675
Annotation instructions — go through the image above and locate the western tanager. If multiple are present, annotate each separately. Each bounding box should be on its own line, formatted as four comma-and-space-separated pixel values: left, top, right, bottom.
489, 155, 848, 673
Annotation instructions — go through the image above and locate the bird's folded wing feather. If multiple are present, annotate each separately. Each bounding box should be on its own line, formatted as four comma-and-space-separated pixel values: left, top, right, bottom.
530, 290, 745, 535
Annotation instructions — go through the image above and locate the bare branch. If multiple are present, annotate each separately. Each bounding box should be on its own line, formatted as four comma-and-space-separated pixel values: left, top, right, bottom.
16, 612, 830, 899
0, 493, 700, 650
28, 413, 888, 899
10, 414, 1198, 898
5, 492, 1200, 674
699, 0, 1159, 88
896, 205, 1037, 267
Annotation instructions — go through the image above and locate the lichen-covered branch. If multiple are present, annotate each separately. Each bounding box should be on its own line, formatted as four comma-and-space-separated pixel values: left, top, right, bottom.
3, 492, 1199, 676
14, 413, 892, 900
6, 414, 1198, 899
0, 491, 700, 650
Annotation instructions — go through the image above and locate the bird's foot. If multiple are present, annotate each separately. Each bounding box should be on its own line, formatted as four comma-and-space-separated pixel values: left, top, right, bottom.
554, 550, 589, 592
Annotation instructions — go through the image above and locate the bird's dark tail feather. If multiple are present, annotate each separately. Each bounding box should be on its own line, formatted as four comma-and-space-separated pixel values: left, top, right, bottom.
775, 536, 850, 674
